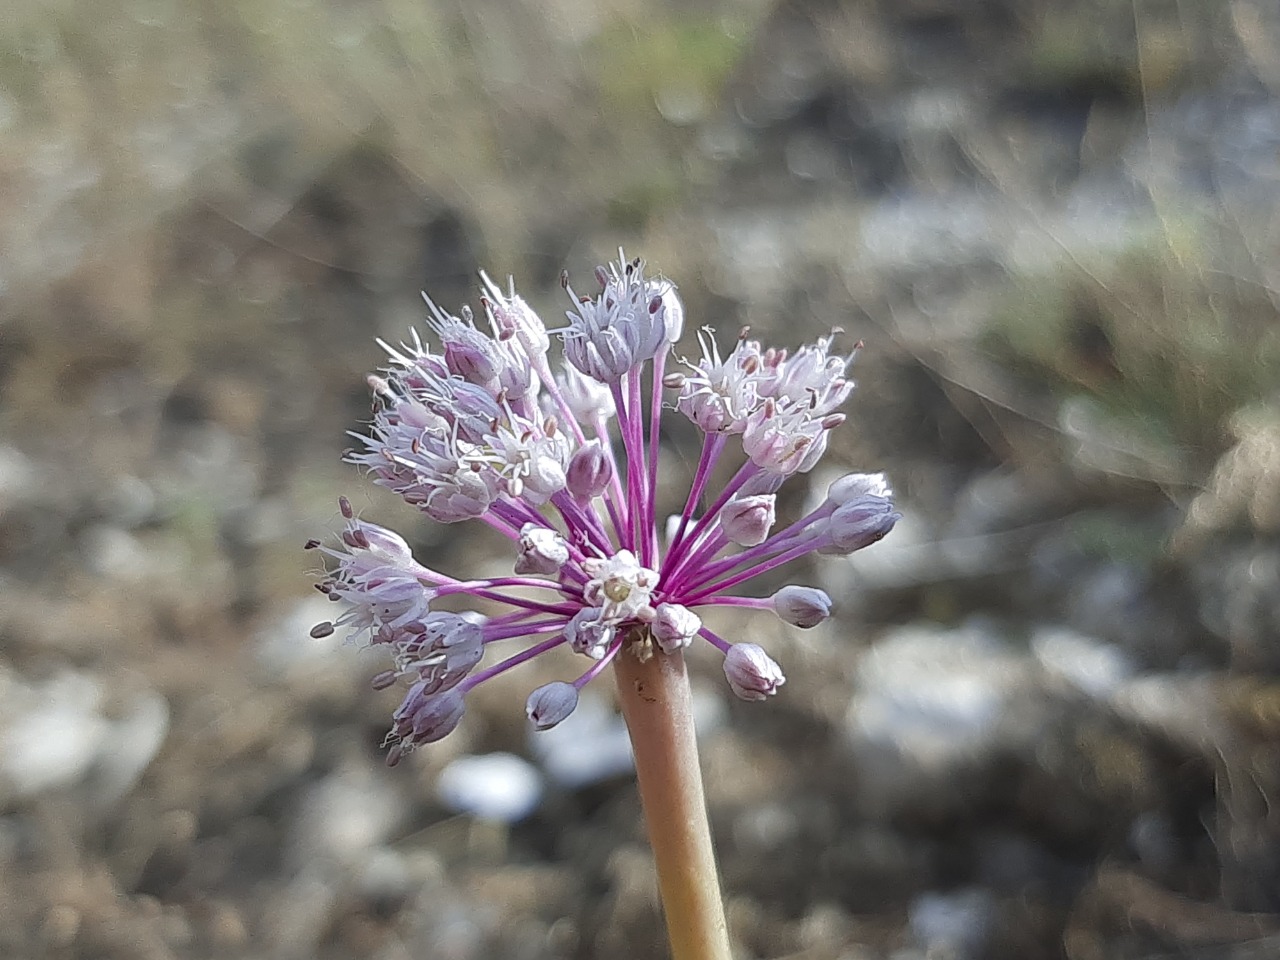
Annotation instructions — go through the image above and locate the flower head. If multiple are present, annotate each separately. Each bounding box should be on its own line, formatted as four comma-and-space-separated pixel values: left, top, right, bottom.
313, 253, 897, 763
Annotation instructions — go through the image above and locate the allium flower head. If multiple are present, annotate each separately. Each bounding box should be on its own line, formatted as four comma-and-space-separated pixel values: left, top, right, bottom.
312, 253, 899, 763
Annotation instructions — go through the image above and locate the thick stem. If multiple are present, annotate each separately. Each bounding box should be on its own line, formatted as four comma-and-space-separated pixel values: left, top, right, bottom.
614, 645, 733, 960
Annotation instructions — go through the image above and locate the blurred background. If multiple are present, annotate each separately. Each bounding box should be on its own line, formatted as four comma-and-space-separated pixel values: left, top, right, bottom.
3, 0, 1280, 957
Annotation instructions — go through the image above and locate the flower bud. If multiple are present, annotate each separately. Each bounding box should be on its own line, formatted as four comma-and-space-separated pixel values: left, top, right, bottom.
526, 681, 579, 730
515, 523, 570, 575
566, 440, 613, 500
772, 585, 832, 628
723, 643, 786, 701
826, 472, 892, 506
821, 495, 899, 554
719, 494, 776, 547
650, 603, 701, 654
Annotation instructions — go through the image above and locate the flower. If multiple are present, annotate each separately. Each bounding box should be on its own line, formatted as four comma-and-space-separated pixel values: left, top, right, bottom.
561, 253, 673, 382
312, 253, 897, 763
772, 585, 832, 628
723, 643, 786, 701
525, 681, 579, 730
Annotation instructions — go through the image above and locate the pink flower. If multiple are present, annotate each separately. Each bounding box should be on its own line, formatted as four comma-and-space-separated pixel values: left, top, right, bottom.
312, 253, 897, 763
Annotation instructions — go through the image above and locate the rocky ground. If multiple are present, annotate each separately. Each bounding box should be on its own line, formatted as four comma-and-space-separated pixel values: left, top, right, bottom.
3, 0, 1280, 957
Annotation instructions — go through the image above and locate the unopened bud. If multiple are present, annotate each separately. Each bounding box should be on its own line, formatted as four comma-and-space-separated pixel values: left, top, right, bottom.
526, 681, 579, 730
821, 495, 899, 554
650, 603, 702, 654
772, 585, 832, 628
515, 523, 570, 575
719, 494, 776, 547
723, 643, 786, 701
826, 472, 892, 506
565, 440, 614, 500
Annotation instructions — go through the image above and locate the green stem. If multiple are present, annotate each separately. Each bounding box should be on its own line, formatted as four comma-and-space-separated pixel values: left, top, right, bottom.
614, 643, 733, 960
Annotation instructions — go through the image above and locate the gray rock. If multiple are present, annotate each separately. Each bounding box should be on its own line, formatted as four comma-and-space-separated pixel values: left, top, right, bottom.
908, 887, 996, 960
845, 621, 1051, 815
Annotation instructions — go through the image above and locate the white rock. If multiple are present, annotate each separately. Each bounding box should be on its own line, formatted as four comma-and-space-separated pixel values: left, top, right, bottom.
1108, 672, 1224, 753
850, 623, 1038, 766
436, 752, 543, 823
92, 686, 169, 807
0, 445, 37, 513
846, 622, 1049, 814
292, 766, 404, 866
1032, 626, 1133, 699
0, 670, 110, 797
